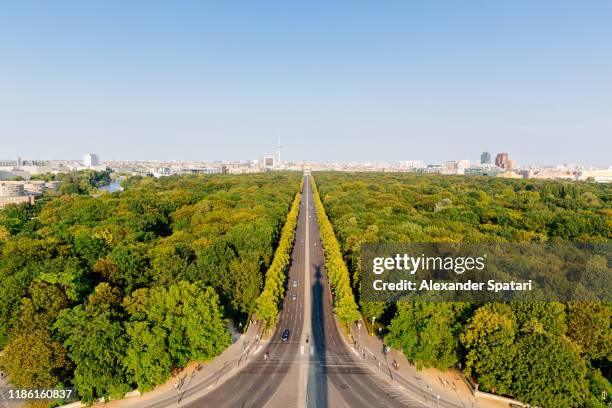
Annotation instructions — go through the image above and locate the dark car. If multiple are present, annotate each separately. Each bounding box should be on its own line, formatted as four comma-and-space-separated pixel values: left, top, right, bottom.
281, 329, 290, 342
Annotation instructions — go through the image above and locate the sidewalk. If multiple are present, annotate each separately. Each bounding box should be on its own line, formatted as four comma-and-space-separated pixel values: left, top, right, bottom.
85, 318, 266, 408
349, 319, 509, 408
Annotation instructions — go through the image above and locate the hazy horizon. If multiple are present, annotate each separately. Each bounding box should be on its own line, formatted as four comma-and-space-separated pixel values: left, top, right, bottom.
2, 2, 611, 166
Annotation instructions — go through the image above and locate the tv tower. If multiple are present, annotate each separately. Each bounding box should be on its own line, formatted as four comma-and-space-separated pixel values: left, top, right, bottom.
277, 134, 282, 165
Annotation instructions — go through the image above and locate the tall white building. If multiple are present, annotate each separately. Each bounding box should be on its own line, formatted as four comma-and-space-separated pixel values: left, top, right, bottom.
83, 153, 100, 167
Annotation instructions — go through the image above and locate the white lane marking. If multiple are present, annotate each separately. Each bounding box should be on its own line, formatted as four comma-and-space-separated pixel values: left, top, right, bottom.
301, 346, 304, 355
297, 176, 311, 408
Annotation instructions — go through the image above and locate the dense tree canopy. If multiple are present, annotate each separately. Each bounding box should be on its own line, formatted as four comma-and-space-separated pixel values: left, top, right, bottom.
314, 171, 611, 407
386, 302, 471, 371
255, 190, 301, 330
311, 178, 360, 330
122, 282, 230, 391
0, 172, 301, 402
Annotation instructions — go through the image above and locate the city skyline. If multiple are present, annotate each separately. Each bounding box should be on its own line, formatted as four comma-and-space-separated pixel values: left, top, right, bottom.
1, 149, 610, 169
2, 2, 612, 165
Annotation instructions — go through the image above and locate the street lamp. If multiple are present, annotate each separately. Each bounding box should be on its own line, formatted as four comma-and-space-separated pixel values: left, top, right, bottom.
174, 381, 181, 405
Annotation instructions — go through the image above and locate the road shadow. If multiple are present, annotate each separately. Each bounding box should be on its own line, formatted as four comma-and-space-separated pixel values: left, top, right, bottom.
307, 262, 329, 408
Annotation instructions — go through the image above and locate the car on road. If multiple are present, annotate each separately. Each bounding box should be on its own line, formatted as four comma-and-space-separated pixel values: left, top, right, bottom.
292, 293, 297, 301
282, 329, 290, 342
293, 280, 298, 287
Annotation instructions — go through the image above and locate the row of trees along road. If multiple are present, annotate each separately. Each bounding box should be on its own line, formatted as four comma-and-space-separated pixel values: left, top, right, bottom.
0, 171, 301, 402
311, 176, 361, 332
255, 187, 302, 331
314, 171, 611, 408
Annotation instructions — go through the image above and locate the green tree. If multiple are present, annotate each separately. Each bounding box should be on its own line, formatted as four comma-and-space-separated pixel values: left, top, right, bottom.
586, 369, 612, 408
1, 328, 71, 389
386, 302, 470, 370
255, 289, 278, 329
255, 192, 301, 329
228, 257, 263, 315
15, 280, 70, 332
71, 230, 109, 267
0, 203, 31, 235
360, 301, 386, 323
567, 302, 612, 361
123, 322, 173, 391
123, 282, 230, 382
511, 333, 588, 407
53, 286, 129, 402
38, 257, 89, 302
510, 302, 567, 335
461, 303, 517, 395
105, 244, 149, 292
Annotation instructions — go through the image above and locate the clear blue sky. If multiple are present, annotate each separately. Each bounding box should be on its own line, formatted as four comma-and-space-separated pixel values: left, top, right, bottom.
1, 1, 611, 165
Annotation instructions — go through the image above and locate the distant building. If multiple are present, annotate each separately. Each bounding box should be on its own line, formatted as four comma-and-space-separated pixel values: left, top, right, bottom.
480, 152, 491, 164
495, 152, 509, 169
0, 157, 63, 178
507, 159, 517, 170
185, 166, 224, 175
444, 161, 458, 174
465, 166, 503, 176
0, 182, 25, 197
83, 153, 100, 167
398, 160, 425, 170
457, 160, 471, 174
579, 169, 612, 183
149, 167, 172, 177
24, 181, 46, 195
0, 160, 19, 167
0, 181, 35, 208
532, 170, 575, 180
0, 195, 34, 208
424, 164, 444, 174
261, 156, 275, 169
200, 167, 223, 175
